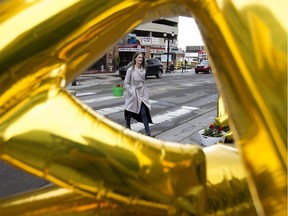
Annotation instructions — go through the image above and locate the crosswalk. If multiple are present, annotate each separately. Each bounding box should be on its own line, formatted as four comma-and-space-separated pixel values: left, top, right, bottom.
96, 100, 158, 115
82, 95, 119, 104
130, 106, 199, 132
76, 92, 96, 97
80, 95, 199, 132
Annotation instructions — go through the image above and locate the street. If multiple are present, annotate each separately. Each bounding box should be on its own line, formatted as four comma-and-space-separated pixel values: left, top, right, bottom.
0, 69, 221, 198
70, 69, 219, 143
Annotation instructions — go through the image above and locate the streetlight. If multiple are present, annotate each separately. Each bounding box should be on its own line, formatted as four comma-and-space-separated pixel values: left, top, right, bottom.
163, 32, 175, 74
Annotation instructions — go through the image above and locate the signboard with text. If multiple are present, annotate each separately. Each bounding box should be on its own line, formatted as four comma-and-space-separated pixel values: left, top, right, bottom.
161, 54, 172, 62
140, 37, 160, 45
118, 45, 146, 52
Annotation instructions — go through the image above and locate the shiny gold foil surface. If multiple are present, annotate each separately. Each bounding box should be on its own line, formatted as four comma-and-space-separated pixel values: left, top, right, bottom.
0, 0, 286, 215
216, 95, 234, 142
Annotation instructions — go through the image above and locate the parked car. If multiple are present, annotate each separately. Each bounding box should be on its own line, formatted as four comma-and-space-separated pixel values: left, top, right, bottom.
195, 60, 212, 74
119, 58, 163, 80
190, 58, 200, 67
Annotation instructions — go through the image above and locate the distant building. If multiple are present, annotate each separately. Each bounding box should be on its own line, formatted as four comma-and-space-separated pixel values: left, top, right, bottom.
87, 17, 185, 72
185, 45, 207, 62
116, 17, 181, 70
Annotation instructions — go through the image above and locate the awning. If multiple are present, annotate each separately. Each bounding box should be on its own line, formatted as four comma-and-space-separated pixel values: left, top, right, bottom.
118, 44, 146, 52
198, 50, 206, 54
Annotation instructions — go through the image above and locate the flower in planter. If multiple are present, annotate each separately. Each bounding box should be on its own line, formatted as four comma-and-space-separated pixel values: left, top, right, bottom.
114, 84, 123, 88
112, 84, 124, 96
199, 122, 229, 146
202, 122, 228, 137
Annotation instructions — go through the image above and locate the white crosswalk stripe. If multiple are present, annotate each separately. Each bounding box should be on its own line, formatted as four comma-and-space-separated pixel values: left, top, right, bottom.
82, 96, 122, 104
76, 92, 96, 97
97, 106, 124, 115
81, 96, 199, 132
96, 100, 158, 115
131, 106, 199, 132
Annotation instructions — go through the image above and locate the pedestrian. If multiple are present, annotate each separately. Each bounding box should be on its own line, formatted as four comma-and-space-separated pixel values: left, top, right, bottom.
181, 61, 184, 74
182, 59, 188, 74
123, 52, 154, 137
170, 62, 175, 72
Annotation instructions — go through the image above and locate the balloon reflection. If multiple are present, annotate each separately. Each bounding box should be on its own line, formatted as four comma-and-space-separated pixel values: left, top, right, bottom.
0, 0, 286, 215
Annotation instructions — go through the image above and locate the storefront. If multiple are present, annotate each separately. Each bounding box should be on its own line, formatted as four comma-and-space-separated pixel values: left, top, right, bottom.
118, 44, 146, 67
87, 55, 106, 71
150, 47, 165, 60
198, 50, 208, 61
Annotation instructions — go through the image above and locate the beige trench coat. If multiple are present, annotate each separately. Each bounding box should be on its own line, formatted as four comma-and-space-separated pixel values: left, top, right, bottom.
124, 66, 151, 114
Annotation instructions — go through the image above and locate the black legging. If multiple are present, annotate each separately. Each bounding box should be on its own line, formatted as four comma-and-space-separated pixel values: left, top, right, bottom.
125, 102, 150, 134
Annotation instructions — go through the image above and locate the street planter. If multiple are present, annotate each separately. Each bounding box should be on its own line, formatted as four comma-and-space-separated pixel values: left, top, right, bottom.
198, 129, 226, 146
112, 85, 124, 96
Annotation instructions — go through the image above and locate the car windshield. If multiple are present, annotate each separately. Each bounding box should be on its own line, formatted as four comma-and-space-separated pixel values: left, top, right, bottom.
200, 60, 209, 66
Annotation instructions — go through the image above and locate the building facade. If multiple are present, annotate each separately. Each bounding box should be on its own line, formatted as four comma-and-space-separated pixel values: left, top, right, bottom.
88, 17, 183, 72
185, 45, 207, 63
133, 17, 179, 60
118, 17, 181, 70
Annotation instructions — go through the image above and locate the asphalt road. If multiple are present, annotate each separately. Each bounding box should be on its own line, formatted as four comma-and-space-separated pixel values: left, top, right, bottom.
0, 161, 49, 198
71, 69, 219, 143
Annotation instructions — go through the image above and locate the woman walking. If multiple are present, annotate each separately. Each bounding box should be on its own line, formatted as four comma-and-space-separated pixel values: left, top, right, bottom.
124, 52, 154, 137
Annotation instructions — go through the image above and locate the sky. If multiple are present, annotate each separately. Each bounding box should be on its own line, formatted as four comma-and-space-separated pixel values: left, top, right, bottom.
178, 16, 204, 49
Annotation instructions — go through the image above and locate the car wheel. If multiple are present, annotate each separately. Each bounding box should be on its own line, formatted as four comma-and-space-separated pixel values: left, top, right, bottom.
156, 70, 163, 78
195, 71, 198, 74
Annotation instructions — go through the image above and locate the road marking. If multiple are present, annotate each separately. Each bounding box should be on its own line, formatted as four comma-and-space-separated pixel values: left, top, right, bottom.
131, 106, 199, 132
81, 97, 199, 132
96, 100, 158, 115
82, 96, 122, 104
97, 106, 124, 115
76, 92, 96, 97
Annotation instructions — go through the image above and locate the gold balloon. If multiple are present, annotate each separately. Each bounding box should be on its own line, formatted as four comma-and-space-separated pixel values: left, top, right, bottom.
204, 145, 257, 216
0, 145, 255, 216
216, 95, 234, 142
0, 185, 170, 216
0, 0, 286, 216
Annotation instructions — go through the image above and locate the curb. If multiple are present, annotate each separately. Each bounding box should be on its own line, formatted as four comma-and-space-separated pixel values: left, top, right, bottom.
83, 70, 116, 74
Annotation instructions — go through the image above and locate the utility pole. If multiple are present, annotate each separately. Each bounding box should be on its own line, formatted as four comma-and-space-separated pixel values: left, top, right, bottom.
163, 32, 175, 74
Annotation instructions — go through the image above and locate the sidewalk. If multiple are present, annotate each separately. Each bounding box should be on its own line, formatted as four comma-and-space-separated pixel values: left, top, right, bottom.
156, 107, 235, 147
67, 71, 120, 91
156, 108, 217, 145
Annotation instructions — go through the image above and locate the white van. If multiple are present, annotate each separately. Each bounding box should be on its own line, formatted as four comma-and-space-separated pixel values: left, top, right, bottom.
190, 58, 200, 67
